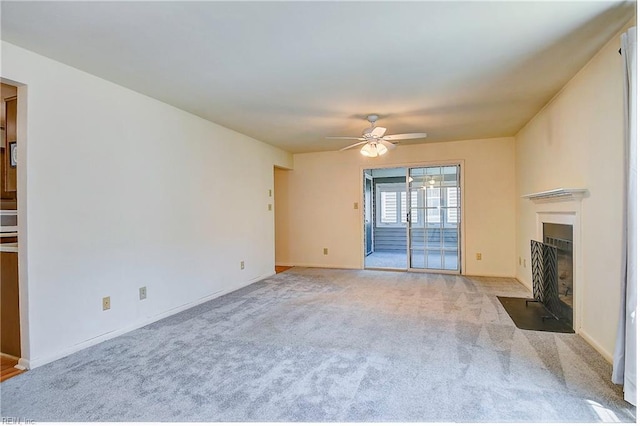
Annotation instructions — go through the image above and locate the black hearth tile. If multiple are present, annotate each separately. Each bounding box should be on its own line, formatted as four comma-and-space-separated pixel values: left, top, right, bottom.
498, 296, 575, 333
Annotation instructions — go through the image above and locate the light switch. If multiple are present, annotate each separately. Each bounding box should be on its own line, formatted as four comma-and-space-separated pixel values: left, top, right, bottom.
353, 202, 358, 209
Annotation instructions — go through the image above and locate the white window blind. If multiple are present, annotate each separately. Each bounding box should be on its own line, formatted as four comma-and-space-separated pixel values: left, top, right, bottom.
380, 191, 397, 223
376, 183, 419, 226
447, 187, 459, 223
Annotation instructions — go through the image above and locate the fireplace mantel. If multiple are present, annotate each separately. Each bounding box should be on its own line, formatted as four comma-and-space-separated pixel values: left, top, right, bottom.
522, 188, 588, 203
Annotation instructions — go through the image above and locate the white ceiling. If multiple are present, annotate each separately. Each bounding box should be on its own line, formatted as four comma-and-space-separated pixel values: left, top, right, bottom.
1, 1, 635, 153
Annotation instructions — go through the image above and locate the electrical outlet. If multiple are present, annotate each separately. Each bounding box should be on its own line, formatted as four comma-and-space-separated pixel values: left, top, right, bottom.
323, 248, 328, 255
353, 202, 358, 209
139, 286, 147, 300
241, 261, 245, 270
102, 296, 111, 311
268, 189, 272, 197
476, 253, 482, 260
268, 204, 272, 211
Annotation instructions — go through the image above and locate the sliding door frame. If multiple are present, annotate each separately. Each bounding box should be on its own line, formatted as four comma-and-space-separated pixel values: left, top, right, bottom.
360, 160, 465, 275
406, 164, 462, 274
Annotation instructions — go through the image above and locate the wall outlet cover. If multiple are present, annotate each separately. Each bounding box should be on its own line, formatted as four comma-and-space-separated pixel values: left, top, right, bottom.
139, 286, 147, 300
102, 296, 111, 311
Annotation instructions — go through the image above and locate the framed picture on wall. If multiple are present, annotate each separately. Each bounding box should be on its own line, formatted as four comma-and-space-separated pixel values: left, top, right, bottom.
9, 142, 17, 167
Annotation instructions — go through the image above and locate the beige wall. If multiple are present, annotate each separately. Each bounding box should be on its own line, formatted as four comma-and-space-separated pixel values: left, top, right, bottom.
2, 42, 293, 368
277, 137, 516, 277
515, 22, 633, 360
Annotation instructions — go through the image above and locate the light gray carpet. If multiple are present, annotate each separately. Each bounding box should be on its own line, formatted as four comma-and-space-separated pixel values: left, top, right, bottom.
0, 268, 635, 422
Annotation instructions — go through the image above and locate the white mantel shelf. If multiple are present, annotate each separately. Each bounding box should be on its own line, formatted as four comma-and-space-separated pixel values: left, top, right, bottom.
522, 188, 588, 203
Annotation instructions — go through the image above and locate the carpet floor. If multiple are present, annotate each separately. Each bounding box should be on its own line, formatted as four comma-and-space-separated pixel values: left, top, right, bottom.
0, 268, 635, 422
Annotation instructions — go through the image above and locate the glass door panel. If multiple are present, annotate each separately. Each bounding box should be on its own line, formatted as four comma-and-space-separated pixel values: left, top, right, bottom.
407, 165, 460, 272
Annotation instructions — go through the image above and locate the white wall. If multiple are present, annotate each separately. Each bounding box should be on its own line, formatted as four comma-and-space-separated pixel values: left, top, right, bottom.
1, 42, 293, 368
277, 137, 516, 277
515, 21, 634, 360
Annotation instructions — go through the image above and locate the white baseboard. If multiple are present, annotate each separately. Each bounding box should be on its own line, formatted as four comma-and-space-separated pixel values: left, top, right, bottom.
294, 264, 521, 278
578, 328, 613, 364
25, 272, 275, 370
292, 263, 360, 270
515, 277, 532, 291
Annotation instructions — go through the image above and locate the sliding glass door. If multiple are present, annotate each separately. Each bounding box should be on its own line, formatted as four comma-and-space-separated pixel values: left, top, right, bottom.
407, 165, 461, 272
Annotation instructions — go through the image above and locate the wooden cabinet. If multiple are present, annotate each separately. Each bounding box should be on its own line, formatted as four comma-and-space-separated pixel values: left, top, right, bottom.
0, 250, 20, 357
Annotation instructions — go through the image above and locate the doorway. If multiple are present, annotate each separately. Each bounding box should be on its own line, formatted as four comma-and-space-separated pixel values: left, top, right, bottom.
0, 82, 23, 379
363, 164, 461, 273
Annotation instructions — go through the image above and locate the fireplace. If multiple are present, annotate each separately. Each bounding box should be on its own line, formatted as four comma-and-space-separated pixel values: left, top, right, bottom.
543, 223, 573, 327
523, 187, 586, 332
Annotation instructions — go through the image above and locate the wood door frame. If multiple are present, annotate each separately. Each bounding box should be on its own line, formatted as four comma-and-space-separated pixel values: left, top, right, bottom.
1, 78, 30, 370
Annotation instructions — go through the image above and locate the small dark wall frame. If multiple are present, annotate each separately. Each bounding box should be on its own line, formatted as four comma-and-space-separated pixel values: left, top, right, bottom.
9, 141, 17, 168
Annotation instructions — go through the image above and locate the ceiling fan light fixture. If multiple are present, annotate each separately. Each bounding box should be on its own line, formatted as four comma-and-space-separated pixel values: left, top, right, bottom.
360, 142, 388, 157
329, 115, 426, 154
360, 143, 378, 157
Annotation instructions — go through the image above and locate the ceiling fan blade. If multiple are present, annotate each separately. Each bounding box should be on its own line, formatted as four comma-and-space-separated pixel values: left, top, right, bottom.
339, 141, 368, 151
383, 133, 427, 141
326, 136, 366, 140
378, 139, 396, 150
370, 127, 387, 138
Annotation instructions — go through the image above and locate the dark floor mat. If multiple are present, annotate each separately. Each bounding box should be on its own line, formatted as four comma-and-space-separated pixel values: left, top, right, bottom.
498, 296, 574, 333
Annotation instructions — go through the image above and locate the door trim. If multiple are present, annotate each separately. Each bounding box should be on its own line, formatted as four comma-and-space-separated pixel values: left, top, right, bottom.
364, 173, 373, 256
359, 160, 465, 275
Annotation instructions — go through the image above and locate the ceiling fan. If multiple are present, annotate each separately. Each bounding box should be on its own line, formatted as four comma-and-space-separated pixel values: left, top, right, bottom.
326, 114, 427, 157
